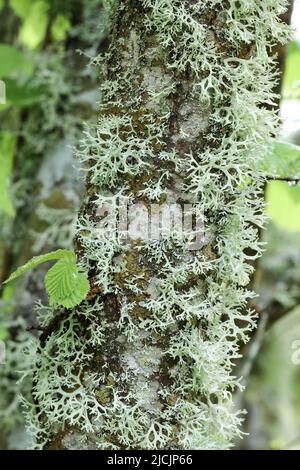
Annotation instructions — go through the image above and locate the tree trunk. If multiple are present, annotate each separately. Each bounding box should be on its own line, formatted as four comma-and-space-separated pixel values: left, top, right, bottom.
28, 0, 290, 450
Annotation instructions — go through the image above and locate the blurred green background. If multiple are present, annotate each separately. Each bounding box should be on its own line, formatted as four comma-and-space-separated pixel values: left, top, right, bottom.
0, 0, 300, 450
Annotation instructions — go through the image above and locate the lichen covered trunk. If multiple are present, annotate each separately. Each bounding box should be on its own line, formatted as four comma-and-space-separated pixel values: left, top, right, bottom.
27, 0, 289, 450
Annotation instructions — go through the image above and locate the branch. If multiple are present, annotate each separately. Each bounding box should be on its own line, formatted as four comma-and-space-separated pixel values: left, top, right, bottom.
266, 175, 300, 183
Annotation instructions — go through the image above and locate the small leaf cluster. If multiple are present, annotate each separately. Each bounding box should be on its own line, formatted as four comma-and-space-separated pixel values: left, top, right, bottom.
4, 249, 89, 308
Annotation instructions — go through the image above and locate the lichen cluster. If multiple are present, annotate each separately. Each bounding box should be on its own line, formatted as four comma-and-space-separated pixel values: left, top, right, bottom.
25, 0, 290, 449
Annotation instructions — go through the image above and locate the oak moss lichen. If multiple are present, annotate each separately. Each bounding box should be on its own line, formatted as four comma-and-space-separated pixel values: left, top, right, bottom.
24, 0, 290, 449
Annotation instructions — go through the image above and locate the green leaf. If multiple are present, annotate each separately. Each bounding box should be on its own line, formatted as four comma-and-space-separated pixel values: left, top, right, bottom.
19, 1, 49, 49
60, 274, 90, 309
0, 327, 8, 341
263, 141, 300, 180
4, 249, 89, 309
51, 15, 71, 42
267, 181, 300, 232
0, 131, 16, 217
4, 249, 74, 284
45, 257, 78, 302
2, 79, 46, 107
9, 0, 34, 18
0, 44, 32, 78
45, 263, 90, 308
1, 283, 16, 315
283, 41, 300, 93
265, 141, 300, 232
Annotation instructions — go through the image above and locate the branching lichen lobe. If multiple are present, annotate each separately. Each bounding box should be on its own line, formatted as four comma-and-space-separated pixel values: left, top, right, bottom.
26, 0, 290, 450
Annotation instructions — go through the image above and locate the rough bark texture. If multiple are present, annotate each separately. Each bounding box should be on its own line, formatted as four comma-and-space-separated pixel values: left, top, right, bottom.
25, 0, 290, 450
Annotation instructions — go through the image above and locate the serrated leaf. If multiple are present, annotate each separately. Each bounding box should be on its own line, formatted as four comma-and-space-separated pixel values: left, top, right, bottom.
54, 273, 90, 308
46, 264, 89, 308
262, 141, 300, 180
4, 249, 89, 309
4, 249, 74, 284
45, 258, 78, 302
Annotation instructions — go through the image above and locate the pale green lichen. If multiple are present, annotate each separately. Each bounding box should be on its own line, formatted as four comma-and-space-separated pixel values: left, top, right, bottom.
24, 0, 291, 450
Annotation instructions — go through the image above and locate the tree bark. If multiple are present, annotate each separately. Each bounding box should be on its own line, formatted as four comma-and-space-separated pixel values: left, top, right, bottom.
28, 0, 290, 450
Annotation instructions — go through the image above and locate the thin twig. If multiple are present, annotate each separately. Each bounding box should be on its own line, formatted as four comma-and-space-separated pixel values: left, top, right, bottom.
266, 176, 300, 183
